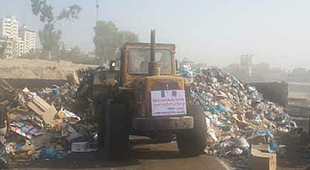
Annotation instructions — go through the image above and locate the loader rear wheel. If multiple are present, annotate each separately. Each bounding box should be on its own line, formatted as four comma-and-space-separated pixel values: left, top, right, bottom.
103, 104, 129, 160
177, 104, 207, 156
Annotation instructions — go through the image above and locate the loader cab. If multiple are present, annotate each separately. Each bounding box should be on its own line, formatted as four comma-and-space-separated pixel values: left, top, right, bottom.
120, 42, 177, 87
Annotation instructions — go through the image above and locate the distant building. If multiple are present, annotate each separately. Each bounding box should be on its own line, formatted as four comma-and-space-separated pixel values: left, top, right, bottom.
181, 57, 195, 70
0, 16, 36, 58
0, 37, 14, 58
16, 36, 23, 57
0, 16, 19, 39
0, 16, 20, 58
87, 52, 96, 58
19, 25, 36, 54
240, 55, 253, 81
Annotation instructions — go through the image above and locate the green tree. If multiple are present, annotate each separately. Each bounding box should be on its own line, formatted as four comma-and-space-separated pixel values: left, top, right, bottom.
70, 46, 81, 56
93, 21, 138, 62
59, 46, 100, 65
31, 0, 82, 60
119, 30, 139, 42
0, 42, 7, 59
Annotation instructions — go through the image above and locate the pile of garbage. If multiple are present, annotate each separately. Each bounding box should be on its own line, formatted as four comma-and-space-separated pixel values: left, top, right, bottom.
186, 67, 297, 167
0, 70, 98, 166
0, 64, 303, 168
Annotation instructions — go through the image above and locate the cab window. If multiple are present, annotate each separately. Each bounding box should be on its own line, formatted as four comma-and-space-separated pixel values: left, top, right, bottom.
128, 49, 172, 75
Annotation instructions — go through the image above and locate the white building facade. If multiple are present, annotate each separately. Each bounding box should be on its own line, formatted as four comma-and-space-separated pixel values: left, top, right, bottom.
0, 16, 19, 39
19, 25, 36, 54
0, 16, 36, 58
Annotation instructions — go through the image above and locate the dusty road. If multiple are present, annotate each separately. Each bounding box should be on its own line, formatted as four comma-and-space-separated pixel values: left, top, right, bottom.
11, 137, 228, 170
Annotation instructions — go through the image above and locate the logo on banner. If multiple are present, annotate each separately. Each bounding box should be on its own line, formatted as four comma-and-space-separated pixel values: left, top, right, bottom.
172, 91, 177, 97
161, 91, 165, 98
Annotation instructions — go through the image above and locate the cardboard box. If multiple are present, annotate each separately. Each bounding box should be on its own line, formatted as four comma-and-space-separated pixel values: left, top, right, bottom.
71, 142, 90, 153
251, 148, 277, 170
26, 92, 57, 124
252, 144, 269, 152
66, 72, 80, 88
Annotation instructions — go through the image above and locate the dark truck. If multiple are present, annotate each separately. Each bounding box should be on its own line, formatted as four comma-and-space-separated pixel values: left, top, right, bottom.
251, 81, 310, 132
250, 81, 289, 108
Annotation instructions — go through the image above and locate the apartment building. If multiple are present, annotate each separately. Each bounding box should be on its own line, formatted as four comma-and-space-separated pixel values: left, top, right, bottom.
0, 16, 19, 39
0, 16, 36, 57
19, 25, 36, 54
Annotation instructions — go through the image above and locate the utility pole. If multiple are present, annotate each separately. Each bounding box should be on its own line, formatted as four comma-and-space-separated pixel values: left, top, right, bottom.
96, 0, 99, 23
23, 0, 27, 25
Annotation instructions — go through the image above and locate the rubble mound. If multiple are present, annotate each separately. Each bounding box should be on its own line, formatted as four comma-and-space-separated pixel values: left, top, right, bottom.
0, 59, 95, 79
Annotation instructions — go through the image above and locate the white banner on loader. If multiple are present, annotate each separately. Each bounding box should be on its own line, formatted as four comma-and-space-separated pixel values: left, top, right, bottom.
151, 90, 187, 116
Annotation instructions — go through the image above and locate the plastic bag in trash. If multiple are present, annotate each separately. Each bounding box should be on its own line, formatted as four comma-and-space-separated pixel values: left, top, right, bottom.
268, 141, 277, 153
210, 104, 226, 114
65, 124, 83, 142
253, 113, 261, 122
257, 129, 274, 139
238, 138, 250, 149
59, 108, 81, 122
231, 148, 243, 155
207, 129, 218, 143
40, 148, 62, 159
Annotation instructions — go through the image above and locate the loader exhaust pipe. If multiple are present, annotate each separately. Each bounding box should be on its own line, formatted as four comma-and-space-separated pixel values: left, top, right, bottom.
151, 29, 155, 63
149, 29, 159, 76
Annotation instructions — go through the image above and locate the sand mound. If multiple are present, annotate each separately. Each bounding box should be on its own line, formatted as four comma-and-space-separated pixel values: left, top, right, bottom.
0, 59, 96, 79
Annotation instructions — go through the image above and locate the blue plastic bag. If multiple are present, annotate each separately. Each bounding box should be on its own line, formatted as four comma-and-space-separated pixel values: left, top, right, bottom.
253, 114, 261, 122
210, 104, 226, 114
257, 130, 274, 139
268, 141, 277, 153
40, 148, 62, 159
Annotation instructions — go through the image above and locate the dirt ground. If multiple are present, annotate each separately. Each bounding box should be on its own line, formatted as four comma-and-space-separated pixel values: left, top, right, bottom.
7, 135, 310, 170
10, 136, 309, 170
11, 137, 228, 170
0, 58, 96, 79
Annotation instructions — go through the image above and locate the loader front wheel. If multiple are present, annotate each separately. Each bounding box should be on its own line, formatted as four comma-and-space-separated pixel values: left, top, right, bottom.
103, 104, 129, 160
177, 104, 207, 156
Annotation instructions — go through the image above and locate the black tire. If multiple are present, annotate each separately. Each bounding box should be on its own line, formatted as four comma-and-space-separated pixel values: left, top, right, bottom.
103, 104, 129, 160
150, 135, 175, 143
177, 104, 207, 156
97, 101, 107, 148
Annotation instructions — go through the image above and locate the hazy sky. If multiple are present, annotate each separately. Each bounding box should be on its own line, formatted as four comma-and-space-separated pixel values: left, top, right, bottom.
1, 0, 310, 69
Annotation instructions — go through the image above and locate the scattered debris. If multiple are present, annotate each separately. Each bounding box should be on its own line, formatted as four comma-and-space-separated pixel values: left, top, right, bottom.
0, 76, 98, 165
184, 67, 298, 168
